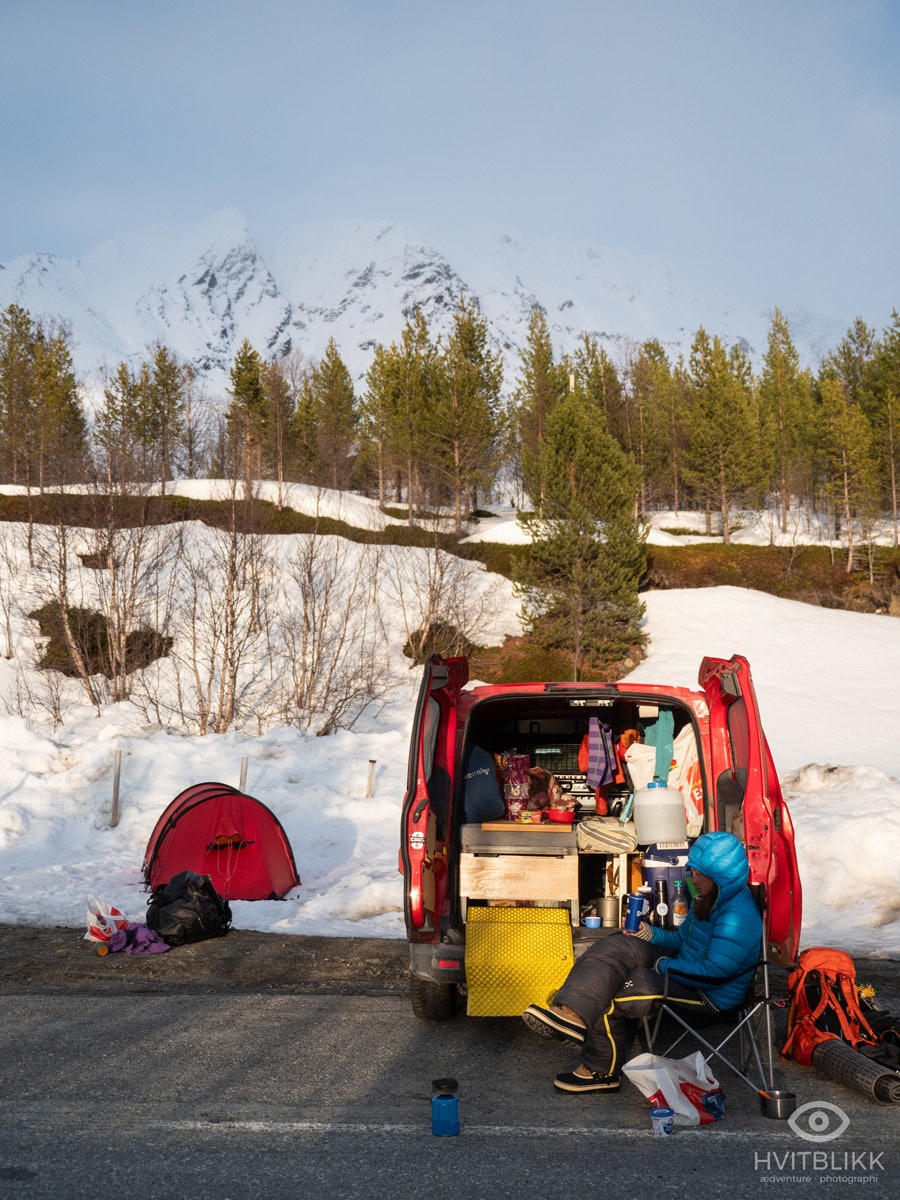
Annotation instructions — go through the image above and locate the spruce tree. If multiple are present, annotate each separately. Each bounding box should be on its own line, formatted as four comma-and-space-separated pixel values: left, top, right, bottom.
514, 391, 645, 679
816, 373, 877, 572
362, 312, 440, 523
144, 343, 186, 495
95, 360, 149, 487
0, 304, 36, 485
627, 339, 681, 516
515, 307, 568, 509
873, 310, 900, 545
682, 329, 763, 542
31, 321, 89, 488
572, 333, 625, 439
758, 309, 814, 532
360, 343, 394, 505
260, 357, 295, 505
304, 338, 358, 490
433, 296, 504, 533
225, 339, 267, 494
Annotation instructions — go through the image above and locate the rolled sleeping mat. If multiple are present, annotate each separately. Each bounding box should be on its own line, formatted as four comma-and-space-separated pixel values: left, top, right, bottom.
812, 1039, 900, 1104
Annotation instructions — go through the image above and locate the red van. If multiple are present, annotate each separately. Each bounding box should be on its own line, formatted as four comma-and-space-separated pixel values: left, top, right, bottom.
400, 653, 802, 1020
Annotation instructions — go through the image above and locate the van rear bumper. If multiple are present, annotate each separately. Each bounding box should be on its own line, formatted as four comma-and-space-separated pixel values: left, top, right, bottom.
408, 939, 465, 984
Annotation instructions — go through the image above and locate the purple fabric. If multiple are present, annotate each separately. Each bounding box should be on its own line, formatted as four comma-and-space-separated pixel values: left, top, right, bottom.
107, 923, 170, 955
587, 717, 616, 789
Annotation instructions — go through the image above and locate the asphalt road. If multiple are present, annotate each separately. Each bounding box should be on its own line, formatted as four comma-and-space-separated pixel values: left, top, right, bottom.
1, 987, 898, 1200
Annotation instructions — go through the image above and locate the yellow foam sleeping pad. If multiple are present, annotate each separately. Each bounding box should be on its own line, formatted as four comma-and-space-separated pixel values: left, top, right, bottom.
465, 906, 574, 1017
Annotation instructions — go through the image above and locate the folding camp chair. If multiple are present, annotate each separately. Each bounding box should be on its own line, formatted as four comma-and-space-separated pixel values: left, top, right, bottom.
642, 886, 778, 1097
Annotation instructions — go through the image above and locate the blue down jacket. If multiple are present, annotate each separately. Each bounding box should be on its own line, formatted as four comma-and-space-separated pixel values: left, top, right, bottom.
648, 831, 762, 1010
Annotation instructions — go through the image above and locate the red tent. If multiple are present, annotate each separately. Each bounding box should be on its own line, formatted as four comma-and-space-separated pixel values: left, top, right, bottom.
142, 782, 300, 900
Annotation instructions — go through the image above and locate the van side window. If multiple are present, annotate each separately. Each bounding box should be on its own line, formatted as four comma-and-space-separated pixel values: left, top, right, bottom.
720, 696, 750, 833
422, 697, 440, 781
423, 697, 450, 837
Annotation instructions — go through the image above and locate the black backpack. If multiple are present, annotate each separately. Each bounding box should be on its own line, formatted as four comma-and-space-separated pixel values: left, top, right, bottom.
146, 870, 232, 947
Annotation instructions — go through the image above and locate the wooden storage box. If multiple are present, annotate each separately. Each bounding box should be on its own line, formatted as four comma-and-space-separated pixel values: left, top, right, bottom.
459, 822, 579, 924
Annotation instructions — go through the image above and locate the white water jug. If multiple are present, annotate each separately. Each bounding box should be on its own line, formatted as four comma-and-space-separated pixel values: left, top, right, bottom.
633, 779, 687, 845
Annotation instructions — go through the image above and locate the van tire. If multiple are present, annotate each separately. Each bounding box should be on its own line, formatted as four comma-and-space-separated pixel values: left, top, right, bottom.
410, 975, 458, 1021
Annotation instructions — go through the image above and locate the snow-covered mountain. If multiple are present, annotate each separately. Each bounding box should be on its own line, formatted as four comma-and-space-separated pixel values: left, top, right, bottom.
0, 208, 842, 395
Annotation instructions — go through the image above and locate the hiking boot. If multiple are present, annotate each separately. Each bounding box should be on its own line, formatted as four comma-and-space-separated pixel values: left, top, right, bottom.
522, 1005, 585, 1044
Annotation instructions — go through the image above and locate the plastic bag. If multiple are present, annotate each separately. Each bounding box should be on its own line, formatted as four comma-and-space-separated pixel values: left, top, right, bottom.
623, 743, 656, 791
668, 725, 705, 837
84, 894, 130, 943
622, 1050, 725, 1126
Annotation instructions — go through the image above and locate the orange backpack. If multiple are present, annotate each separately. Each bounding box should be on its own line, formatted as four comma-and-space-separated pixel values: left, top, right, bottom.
781, 947, 878, 1068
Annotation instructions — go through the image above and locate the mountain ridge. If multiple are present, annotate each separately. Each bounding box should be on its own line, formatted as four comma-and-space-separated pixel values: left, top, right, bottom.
0, 209, 842, 395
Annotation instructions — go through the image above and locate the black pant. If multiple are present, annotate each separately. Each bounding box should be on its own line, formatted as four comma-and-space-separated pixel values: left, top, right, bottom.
554, 933, 715, 1076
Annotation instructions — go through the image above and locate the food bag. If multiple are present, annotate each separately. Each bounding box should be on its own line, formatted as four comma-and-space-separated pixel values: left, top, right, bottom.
622, 1050, 725, 1126
84, 894, 130, 943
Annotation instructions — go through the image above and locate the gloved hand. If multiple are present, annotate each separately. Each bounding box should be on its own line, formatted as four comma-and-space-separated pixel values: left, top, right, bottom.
625, 920, 653, 941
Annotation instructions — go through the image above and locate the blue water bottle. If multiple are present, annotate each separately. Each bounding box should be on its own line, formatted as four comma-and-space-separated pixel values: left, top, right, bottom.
431, 1077, 460, 1136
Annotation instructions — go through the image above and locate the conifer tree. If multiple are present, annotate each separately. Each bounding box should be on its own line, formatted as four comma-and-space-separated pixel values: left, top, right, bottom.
0, 304, 36, 485
95, 360, 150, 487
626, 339, 682, 515
225, 339, 267, 495
433, 296, 504, 534
361, 312, 439, 523
259, 357, 295, 506
758, 309, 814, 532
824, 318, 878, 409
31, 320, 89, 489
515, 307, 568, 509
873, 310, 900, 545
572, 333, 625, 439
817, 374, 877, 572
360, 343, 394, 506
0, 306, 88, 491
682, 329, 763, 542
144, 343, 186, 495
514, 392, 645, 679
302, 338, 357, 490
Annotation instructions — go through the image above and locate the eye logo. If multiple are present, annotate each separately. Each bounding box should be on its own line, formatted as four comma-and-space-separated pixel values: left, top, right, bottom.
788, 1100, 850, 1142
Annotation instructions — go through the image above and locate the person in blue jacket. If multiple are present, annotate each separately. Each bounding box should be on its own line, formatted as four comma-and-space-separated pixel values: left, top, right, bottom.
522, 831, 762, 1092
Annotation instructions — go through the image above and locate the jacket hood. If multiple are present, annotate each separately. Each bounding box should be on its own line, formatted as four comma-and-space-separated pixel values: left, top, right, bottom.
686, 832, 750, 894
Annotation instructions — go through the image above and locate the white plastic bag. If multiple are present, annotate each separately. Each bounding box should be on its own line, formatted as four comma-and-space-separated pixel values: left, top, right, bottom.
623, 743, 657, 791
84, 894, 130, 943
622, 1050, 725, 1126
667, 725, 705, 837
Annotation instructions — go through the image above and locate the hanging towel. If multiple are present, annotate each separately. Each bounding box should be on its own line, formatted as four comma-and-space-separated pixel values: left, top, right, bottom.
586, 717, 616, 789
643, 709, 675, 782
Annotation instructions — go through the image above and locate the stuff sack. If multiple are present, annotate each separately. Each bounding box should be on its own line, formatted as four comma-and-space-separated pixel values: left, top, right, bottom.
462, 744, 505, 822
146, 870, 232, 947
623, 1050, 725, 1126
781, 946, 878, 1068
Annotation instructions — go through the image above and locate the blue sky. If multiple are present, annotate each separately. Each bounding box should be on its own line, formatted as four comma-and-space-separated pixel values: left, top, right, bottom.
2, 0, 898, 329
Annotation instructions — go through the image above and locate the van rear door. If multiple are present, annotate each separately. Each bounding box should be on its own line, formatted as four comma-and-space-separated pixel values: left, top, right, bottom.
401, 654, 468, 935
700, 654, 802, 966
